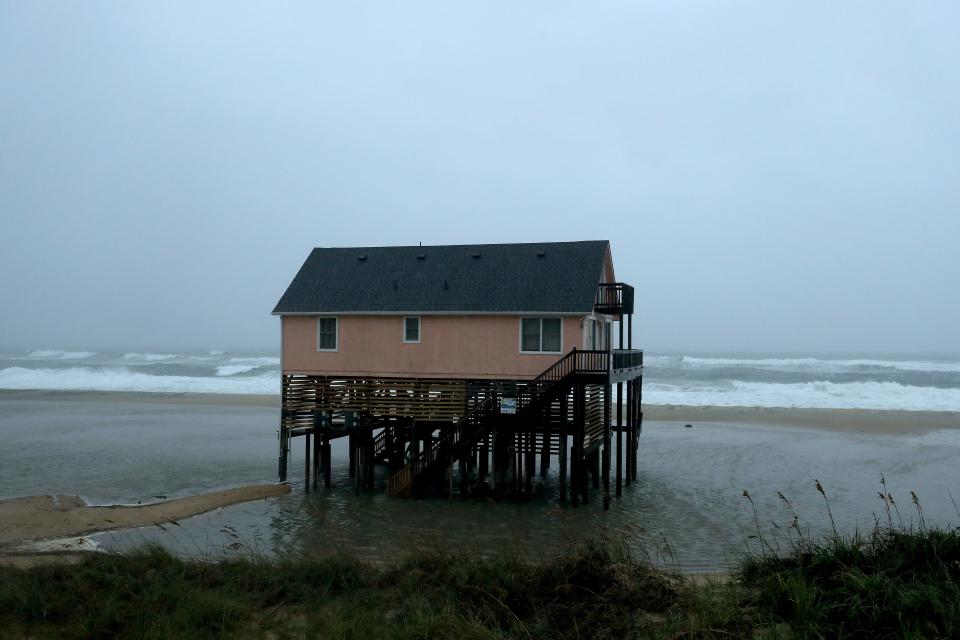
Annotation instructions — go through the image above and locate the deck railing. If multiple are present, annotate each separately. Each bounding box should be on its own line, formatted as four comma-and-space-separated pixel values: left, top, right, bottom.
595, 282, 635, 315
518, 348, 610, 411
612, 349, 643, 371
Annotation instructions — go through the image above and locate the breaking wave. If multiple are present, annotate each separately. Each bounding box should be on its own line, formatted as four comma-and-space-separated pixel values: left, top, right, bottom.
26, 350, 97, 360
647, 355, 960, 374
121, 353, 178, 362
644, 380, 960, 412
0, 366, 279, 395
215, 365, 258, 377
227, 356, 281, 366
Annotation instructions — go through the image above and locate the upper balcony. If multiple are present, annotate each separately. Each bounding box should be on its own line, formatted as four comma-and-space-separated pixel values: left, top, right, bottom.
595, 283, 635, 316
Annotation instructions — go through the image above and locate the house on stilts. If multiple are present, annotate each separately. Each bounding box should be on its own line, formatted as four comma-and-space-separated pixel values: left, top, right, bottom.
272, 240, 643, 507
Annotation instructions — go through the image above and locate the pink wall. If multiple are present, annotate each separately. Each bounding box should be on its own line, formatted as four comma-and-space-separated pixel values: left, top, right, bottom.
282, 315, 584, 380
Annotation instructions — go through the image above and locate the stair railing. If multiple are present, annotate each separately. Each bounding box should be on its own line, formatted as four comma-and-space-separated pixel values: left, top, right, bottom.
387, 393, 499, 497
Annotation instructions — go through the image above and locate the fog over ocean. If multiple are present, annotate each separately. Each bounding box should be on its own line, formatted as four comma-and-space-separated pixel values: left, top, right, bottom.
2, 348, 959, 411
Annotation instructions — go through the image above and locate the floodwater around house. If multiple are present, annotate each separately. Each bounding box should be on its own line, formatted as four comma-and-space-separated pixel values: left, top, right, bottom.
2, 392, 958, 572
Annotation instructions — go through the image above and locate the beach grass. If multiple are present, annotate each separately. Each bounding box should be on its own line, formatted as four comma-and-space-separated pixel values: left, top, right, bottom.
2, 521, 958, 639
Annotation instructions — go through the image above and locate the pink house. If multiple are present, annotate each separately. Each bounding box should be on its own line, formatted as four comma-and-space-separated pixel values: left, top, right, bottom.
272, 241, 642, 506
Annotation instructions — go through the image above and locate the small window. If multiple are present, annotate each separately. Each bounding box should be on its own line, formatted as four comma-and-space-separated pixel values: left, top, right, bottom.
520, 317, 563, 353
403, 317, 420, 343
317, 317, 338, 351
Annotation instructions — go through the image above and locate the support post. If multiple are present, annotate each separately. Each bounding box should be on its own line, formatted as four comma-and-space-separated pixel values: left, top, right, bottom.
557, 394, 569, 504
479, 437, 489, 483
322, 435, 331, 488
304, 430, 311, 493
633, 380, 640, 481
625, 379, 632, 487
603, 382, 611, 510
366, 431, 375, 490
313, 427, 321, 490
575, 383, 588, 505
591, 449, 600, 490
353, 433, 362, 496
616, 381, 623, 497
348, 433, 356, 478
278, 416, 289, 482
525, 430, 534, 496
491, 424, 499, 491
540, 405, 550, 476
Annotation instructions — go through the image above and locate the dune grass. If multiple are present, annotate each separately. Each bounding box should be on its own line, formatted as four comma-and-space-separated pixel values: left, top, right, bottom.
2, 499, 958, 639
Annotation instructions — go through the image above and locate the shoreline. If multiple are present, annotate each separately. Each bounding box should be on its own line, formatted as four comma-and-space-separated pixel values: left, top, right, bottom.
3, 389, 955, 435
0, 388, 280, 407
0, 484, 290, 551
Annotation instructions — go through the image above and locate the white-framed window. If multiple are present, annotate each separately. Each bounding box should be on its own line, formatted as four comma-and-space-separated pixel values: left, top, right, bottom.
317, 317, 338, 351
520, 317, 563, 354
403, 316, 421, 343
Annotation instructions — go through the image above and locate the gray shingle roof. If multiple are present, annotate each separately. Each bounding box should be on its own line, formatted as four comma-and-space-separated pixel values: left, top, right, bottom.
272, 241, 610, 314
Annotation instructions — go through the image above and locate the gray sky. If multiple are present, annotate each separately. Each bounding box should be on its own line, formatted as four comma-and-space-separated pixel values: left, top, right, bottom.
1, 2, 957, 355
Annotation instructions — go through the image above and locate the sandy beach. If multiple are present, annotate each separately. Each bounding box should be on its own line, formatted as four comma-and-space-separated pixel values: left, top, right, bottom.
642, 404, 960, 436
0, 484, 290, 550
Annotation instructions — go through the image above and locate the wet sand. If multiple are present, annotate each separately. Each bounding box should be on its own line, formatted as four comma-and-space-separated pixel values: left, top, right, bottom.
0, 484, 290, 549
643, 405, 960, 436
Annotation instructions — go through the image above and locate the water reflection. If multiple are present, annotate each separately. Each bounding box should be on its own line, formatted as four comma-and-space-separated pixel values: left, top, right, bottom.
1, 397, 956, 571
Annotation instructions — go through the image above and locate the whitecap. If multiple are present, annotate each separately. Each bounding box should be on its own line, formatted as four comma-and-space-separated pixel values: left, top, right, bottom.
227, 356, 280, 366
215, 365, 257, 377
644, 380, 960, 411
27, 350, 97, 360
121, 353, 177, 362
0, 366, 279, 395
668, 356, 960, 374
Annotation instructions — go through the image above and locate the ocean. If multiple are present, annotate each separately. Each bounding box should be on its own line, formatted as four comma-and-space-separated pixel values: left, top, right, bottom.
2, 347, 959, 569
2, 348, 960, 411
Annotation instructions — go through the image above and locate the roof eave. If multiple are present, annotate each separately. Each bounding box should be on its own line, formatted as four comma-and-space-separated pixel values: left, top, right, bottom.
272, 310, 592, 316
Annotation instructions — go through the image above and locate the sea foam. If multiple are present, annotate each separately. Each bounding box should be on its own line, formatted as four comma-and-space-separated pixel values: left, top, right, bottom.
121, 353, 178, 362
228, 356, 281, 366
650, 355, 960, 374
215, 365, 258, 377
644, 380, 960, 412
0, 366, 279, 395
26, 350, 97, 360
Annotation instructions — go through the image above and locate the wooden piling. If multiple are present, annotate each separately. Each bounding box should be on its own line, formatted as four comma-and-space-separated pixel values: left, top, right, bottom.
278, 418, 289, 482
559, 395, 568, 503
304, 430, 311, 493
525, 430, 535, 496
322, 435, 331, 488
540, 405, 550, 476
591, 449, 600, 490
348, 433, 356, 478
479, 438, 489, 482
602, 383, 611, 510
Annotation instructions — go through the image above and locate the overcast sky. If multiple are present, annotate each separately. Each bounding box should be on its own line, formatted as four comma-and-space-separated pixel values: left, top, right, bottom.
1, 2, 957, 355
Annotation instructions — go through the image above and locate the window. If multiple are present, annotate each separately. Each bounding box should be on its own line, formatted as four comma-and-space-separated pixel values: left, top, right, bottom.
520, 317, 562, 353
317, 317, 338, 351
403, 316, 420, 343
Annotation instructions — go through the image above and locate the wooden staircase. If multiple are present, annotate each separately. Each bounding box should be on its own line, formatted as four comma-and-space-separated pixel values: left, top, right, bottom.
387, 394, 500, 497
386, 348, 604, 497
